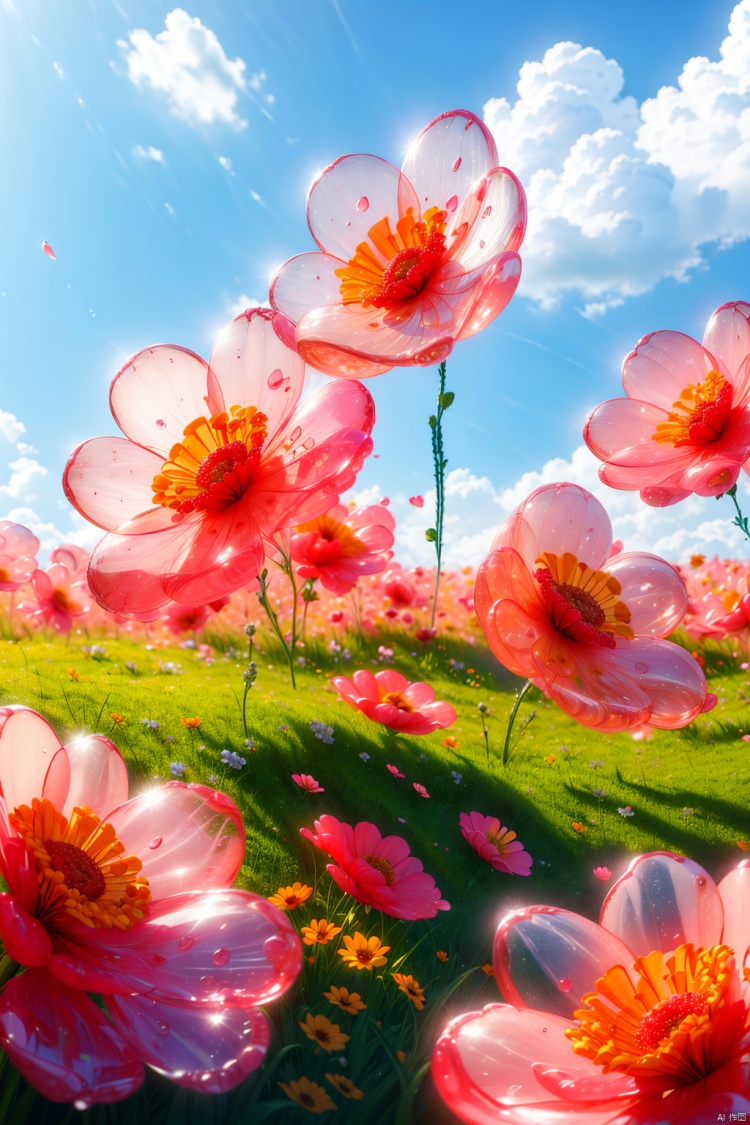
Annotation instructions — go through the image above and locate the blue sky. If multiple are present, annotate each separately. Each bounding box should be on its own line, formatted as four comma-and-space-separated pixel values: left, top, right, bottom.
2, 0, 750, 567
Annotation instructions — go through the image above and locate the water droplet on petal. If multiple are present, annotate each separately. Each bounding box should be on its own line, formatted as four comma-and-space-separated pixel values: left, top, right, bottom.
482, 205, 492, 219
479, 239, 485, 249
213, 947, 230, 966
267, 368, 284, 389
542, 1027, 547, 1033
445, 195, 458, 213
149, 836, 162, 849
452, 156, 462, 171
695, 876, 706, 887
635, 662, 649, 673
156, 1020, 169, 1037
42, 241, 57, 260
199, 974, 221, 992
302, 437, 315, 450
156, 420, 166, 428
178, 935, 196, 952
357, 196, 369, 212
558, 978, 572, 992
506, 1085, 521, 1095
289, 426, 302, 443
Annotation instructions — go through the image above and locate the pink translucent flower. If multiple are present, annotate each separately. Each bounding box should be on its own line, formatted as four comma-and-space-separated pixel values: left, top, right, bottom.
0, 707, 301, 1105
584, 302, 750, 506
49, 543, 90, 576
386, 764, 405, 779
270, 109, 526, 378
291, 502, 395, 594
161, 598, 228, 636
413, 783, 430, 799
458, 812, 532, 875
292, 773, 324, 793
63, 309, 375, 621
432, 851, 750, 1124
16, 563, 91, 633
475, 483, 707, 732
331, 669, 457, 735
300, 814, 449, 920
593, 865, 612, 881
0, 519, 39, 592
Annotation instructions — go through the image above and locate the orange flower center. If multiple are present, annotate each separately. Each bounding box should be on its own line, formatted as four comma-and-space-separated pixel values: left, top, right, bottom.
335, 206, 449, 309
652, 370, 733, 447
364, 854, 396, 885
486, 828, 516, 854
380, 691, 415, 712
535, 551, 633, 649
0, 566, 10, 583
296, 513, 368, 565
52, 587, 76, 613
565, 943, 745, 1090
152, 405, 268, 514
11, 797, 150, 931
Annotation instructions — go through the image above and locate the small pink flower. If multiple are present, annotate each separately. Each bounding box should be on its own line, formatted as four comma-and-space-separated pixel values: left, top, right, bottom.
300, 814, 449, 920
742, 734, 750, 743
291, 502, 394, 595
413, 783, 430, 799
16, 563, 90, 633
331, 670, 456, 735
386, 764, 405, 779
458, 812, 532, 876
593, 866, 612, 881
292, 773, 325, 793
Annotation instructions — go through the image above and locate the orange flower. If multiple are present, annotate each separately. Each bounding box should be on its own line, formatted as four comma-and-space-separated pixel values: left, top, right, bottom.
325, 1073, 364, 1101
66, 668, 79, 682
436, 950, 449, 962
396, 1049, 407, 1064
302, 918, 343, 946
110, 713, 126, 726
298, 1013, 349, 1054
481, 963, 495, 977
337, 931, 390, 971
572, 822, 587, 834
544, 753, 555, 765
279, 1076, 335, 1114
392, 973, 426, 1010
179, 716, 202, 728
440, 736, 459, 749
738, 840, 749, 850
323, 985, 366, 1014
268, 882, 313, 910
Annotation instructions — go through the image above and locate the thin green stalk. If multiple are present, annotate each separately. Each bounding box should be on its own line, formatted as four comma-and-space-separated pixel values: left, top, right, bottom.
724, 483, 750, 542
427, 361, 453, 629
501, 680, 533, 767
256, 566, 297, 689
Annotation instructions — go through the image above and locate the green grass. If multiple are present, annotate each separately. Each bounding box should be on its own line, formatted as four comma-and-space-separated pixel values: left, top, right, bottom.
0, 625, 749, 1123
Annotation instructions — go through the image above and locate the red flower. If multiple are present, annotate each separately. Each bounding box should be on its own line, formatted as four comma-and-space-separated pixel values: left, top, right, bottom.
291, 502, 394, 594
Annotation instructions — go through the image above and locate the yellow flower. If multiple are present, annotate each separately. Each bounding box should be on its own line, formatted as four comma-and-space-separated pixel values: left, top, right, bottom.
298, 1013, 350, 1054
323, 985, 366, 1014
544, 753, 555, 765
179, 716, 201, 728
436, 950, 449, 962
279, 1076, 335, 1114
337, 931, 390, 971
571, 821, 587, 834
481, 963, 495, 977
392, 973, 426, 1010
302, 918, 343, 946
110, 713, 126, 726
66, 668, 79, 682
268, 882, 313, 910
325, 1073, 364, 1101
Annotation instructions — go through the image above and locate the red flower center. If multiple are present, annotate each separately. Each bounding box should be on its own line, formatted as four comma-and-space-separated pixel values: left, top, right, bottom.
372, 234, 446, 309
45, 838, 107, 900
195, 441, 249, 488
555, 582, 606, 628
653, 370, 733, 447
635, 992, 708, 1051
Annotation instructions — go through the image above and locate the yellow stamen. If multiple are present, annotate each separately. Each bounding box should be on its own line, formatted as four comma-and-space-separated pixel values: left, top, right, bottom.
653, 370, 730, 446
335, 206, 447, 307
380, 690, 415, 713
537, 551, 633, 639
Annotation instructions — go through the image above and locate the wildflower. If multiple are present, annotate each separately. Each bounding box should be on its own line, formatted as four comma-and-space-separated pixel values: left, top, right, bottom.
359, 752, 370, 762
179, 716, 201, 729
544, 754, 555, 765
292, 505, 395, 595
332, 670, 456, 735
617, 806, 634, 817
436, 951, 449, 962
268, 883, 313, 910
243, 662, 257, 685
279, 1076, 335, 1114
593, 866, 612, 881
310, 721, 335, 744
592, 788, 607, 799
477, 702, 488, 714
244, 622, 256, 638
141, 719, 159, 730
323, 985, 366, 1014
66, 668, 79, 681
413, 783, 430, 798
338, 932, 390, 971
451, 771, 462, 784
301, 816, 449, 920
589, 760, 605, 768
386, 763, 404, 779
481, 964, 494, 977
110, 713, 125, 726
325, 1074, 364, 1101
571, 822, 587, 833
459, 812, 533, 875
301, 919, 342, 946
207, 773, 218, 783
737, 840, 749, 850
441, 736, 459, 749
392, 973, 426, 1010
221, 749, 246, 770
298, 1013, 349, 1054
683, 807, 694, 817
293, 773, 325, 793
169, 762, 187, 778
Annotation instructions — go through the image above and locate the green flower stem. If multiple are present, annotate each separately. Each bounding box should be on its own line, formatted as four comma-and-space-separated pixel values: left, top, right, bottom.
427, 361, 453, 630
256, 563, 297, 690
501, 680, 533, 768
724, 483, 750, 542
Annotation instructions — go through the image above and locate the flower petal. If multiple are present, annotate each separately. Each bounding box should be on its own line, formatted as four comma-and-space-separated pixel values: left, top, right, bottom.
207, 309, 305, 437
717, 861, 750, 963
107, 994, 270, 1093
603, 638, 706, 729
62, 733, 129, 821
496, 484, 613, 573
49, 889, 301, 1007
0, 968, 143, 1106
432, 1004, 637, 1125
702, 301, 750, 384
454, 252, 522, 339
63, 438, 163, 531
456, 167, 526, 271
270, 251, 349, 323
110, 345, 211, 454
622, 331, 715, 412
106, 783, 245, 899
599, 851, 724, 956
604, 552, 687, 636
0, 706, 70, 812
494, 906, 637, 1015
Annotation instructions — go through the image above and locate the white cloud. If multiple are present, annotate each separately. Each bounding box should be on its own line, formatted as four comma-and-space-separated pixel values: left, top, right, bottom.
0, 410, 25, 445
120, 9, 248, 130
348, 447, 750, 568
218, 155, 234, 174
0, 457, 47, 501
5, 507, 101, 555
133, 144, 165, 163
484, 2, 750, 308
225, 293, 264, 317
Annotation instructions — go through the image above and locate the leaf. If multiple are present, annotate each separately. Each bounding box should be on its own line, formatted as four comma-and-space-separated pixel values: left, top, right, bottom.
425, 528, 437, 542
438, 391, 455, 410
428, 414, 437, 430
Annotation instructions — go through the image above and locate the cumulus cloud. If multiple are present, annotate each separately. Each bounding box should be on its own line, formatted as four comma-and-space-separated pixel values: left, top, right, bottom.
120, 9, 249, 129
0, 410, 25, 445
5, 507, 101, 554
225, 293, 264, 317
484, 1, 750, 309
0, 457, 47, 501
348, 447, 750, 568
133, 144, 165, 163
